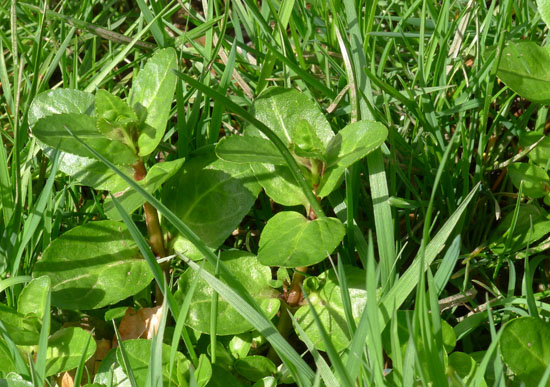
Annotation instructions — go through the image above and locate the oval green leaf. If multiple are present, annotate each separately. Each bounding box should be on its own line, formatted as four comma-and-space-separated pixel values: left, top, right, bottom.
295, 266, 366, 352
128, 48, 178, 157
29, 89, 131, 191
507, 162, 550, 199
33, 220, 154, 310
257, 211, 345, 268
17, 276, 50, 318
175, 250, 280, 335
33, 113, 138, 165
497, 41, 550, 105
162, 147, 261, 258
46, 327, 96, 377
501, 317, 550, 385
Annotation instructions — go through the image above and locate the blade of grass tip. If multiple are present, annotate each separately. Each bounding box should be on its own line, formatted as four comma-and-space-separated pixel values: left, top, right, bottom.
12, 148, 60, 277
180, 255, 315, 381
113, 320, 139, 387
210, 253, 220, 365
68, 127, 314, 381
365, 232, 385, 386
169, 261, 204, 386
34, 278, 51, 386
0, 321, 30, 378
300, 287, 353, 387
149, 281, 168, 387
289, 312, 339, 387
110, 193, 199, 366
73, 329, 95, 387
173, 71, 325, 218
433, 234, 461, 296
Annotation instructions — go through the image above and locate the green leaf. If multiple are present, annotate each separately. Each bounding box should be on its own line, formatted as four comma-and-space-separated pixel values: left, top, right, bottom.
252, 376, 277, 387
175, 250, 280, 335
215, 135, 286, 165
208, 364, 245, 387
519, 132, 550, 167
33, 220, 154, 310
537, 0, 550, 29
326, 120, 388, 169
245, 87, 333, 207
128, 48, 177, 157
290, 120, 326, 160
447, 352, 483, 387
28, 89, 95, 124
0, 304, 40, 345
93, 348, 130, 386
103, 158, 185, 220
294, 266, 366, 352
95, 89, 139, 146
162, 147, 261, 259
0, 373, 33, 386
500, 317, 550, 386
497, 41, 550, 105
234, 356, 276, 382
0, 340, 17, 374
17, 276, 50, 318
45, 327, 96, 377
257, 211, 345, 268
33, 113, 138, 165
508, 162, 550, 198
229, 333, 252, 359
116, 339, 185, 386
490, 204, 550, 254
318, 120, 388, 197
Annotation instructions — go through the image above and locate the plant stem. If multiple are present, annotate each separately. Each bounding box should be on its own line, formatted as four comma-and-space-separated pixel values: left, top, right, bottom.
287, 267, 308, 306
133, 160, 166, 304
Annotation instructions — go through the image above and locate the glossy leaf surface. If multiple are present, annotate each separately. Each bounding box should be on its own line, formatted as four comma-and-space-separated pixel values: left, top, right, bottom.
501, 317, 550, 385
33, 221, 153, 309
175, 250, 280, 335
258, 211, 345, 268
128, 48, 177, 156
497, 41, 550, 105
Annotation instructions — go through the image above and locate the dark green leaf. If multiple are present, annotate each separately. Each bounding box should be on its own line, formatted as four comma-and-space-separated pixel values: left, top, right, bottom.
490, 204, 550, 254
128, 48, 177, 157
447, 352, 480, 386
33, 221, 154, 309
175, 250, 280, 335
497, 41, 550, 105
162, 147, 261, 259
501, 317, 550, 386
258, 211, 345, 268
234, 356, 276, 382
33, 113, 138, 165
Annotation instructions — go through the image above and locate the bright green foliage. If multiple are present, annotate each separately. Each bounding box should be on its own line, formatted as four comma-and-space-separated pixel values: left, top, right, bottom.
537, 0, 550, 28
33, 221, 153, 309
258, 211, 346, 267
490, 204, 550, 254
45, 327, 96, 376
497, 42, 550, 105
216, 135, 286, 165
501, 317, 550, 385
295, 266, 367, 352
175, 251, 280, 335
16, 276, 50, 318
128, 48, 177, 157
507, 162, 550, 198
162, 147, 261, 259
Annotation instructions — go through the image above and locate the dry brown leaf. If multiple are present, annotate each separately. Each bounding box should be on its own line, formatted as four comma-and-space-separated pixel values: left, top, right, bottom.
115, 305, 164, 345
